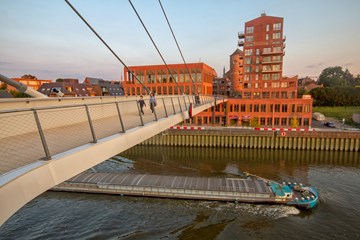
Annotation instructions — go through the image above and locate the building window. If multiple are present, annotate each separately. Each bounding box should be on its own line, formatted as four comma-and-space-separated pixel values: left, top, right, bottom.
304, 104, 310, 113
246, 35, 253, 42
273, 46, 282, 53
260, 117, 266, 125
263, 74, 270, 80
273, 32, 281, 39
245, 49, 252, 56
255, 74, 259, 80
241, 104, 246, 112
263, 47, 271, 54
245, 66, 252, 73
255, 83, 259, 88
272, 73, 281, 80
248, 104, 253, 112
256, 49, 260, 55
297, 105, 303, 112
266, 34, 270, 40
281, 91, 287, 98
273, 56, 282, 61
253, 92, 260, 98
275, 104, 280, 112
246, 26, 254, 34
262, 92, 270, 98
263, 65, 271, 72
245, 57, 252, 64
254, 104, 259, 112
304, 118, 309, 126
234, 105, 239, 112
244, 92, 251, 98
266, 24, 270, 31
281, 82, 288, 88
281, 104, 288, 112
273, 23, 282, 31
281, 118, 287, 126
274, 118, 280, 125
272, 65, 281, 71
291, 104, 296, 112
272, 82, 280, 88
267, 118, 272, 126
261, 104, 266, 112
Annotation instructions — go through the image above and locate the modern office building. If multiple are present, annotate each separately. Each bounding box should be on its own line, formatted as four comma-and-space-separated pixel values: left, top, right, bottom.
122, 63, 217, 96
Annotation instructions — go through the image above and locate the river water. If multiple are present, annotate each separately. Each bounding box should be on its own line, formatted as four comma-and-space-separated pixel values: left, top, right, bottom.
1, 146, 359, 239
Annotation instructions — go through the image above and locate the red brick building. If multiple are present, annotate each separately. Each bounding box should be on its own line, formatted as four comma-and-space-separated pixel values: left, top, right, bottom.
122, 63, 216, 96
198, 13, 313, 128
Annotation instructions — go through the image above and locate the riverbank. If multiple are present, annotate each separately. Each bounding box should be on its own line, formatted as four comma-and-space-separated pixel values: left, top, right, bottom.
139, 127, 360, 151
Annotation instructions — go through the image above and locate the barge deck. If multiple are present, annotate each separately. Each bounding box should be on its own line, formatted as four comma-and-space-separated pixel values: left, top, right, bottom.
54, 172, 274, 203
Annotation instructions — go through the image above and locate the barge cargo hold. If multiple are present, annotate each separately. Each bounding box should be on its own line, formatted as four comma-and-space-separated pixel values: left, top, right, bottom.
53, 172, 318, 209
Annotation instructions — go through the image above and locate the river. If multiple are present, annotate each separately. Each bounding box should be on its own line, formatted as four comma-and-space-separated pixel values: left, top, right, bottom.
0, 146, 359, 239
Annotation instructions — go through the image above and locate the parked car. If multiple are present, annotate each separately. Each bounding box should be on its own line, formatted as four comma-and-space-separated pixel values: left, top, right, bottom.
324, 122, 336, 128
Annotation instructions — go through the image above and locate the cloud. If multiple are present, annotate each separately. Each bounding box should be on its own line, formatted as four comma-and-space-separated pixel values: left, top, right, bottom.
306, 63, 324, 69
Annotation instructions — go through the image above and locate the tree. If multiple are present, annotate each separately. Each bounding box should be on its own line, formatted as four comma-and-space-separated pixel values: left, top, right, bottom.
290, 116, 299, 128
250, 116, 261, 127
0, 83, 7, 90
21, 74, 37, 79
9, 90, 30, 98
318, 66, 355, 87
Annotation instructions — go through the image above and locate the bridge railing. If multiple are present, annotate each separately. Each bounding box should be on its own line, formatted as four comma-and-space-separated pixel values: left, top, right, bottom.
0, 95, 215, 175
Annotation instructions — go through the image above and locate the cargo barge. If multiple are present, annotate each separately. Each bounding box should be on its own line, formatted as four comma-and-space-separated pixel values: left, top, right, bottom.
53, 172, 318, 209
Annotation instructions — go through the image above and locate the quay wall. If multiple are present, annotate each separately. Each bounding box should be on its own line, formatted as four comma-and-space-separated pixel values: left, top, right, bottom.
139, 128, 360, 151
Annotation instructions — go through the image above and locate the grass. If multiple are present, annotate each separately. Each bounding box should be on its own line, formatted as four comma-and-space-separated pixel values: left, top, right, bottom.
313, 106, 360, 127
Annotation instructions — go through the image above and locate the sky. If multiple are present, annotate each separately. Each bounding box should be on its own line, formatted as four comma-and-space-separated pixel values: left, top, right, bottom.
1, 0, 360, 81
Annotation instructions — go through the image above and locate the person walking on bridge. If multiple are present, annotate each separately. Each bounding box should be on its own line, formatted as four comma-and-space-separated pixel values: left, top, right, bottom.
138, 95, 146, 115
149, 92, 157, 113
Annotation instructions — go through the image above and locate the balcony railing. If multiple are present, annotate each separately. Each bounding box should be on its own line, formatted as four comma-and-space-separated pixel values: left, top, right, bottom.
238, 32, 245, 39
238, 40, 244, 47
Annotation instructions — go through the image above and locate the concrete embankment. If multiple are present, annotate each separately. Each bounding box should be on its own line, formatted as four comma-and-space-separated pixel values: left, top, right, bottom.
139, 128, 360, 151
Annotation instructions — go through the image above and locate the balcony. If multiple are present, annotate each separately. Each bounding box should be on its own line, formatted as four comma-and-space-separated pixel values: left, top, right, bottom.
262, 60, 282, 64
238, 40, 244, 47
238, 31, 245, 39
261, 69, 282, 73
262, 50, 284, 55
283, 36, 286, 42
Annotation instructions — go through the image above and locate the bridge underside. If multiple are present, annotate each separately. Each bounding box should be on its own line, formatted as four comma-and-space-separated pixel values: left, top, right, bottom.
0, 97, 219, 225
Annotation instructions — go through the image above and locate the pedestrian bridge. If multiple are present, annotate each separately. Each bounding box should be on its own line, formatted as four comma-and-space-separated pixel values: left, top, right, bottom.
0, 94, 225, 225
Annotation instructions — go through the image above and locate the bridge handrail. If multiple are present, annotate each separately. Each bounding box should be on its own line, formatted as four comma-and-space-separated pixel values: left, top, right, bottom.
0, 94, 218, 114
0, 94, 217, 175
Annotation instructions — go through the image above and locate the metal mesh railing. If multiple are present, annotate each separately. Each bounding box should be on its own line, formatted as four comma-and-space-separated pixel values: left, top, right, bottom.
0, 95, 216, 175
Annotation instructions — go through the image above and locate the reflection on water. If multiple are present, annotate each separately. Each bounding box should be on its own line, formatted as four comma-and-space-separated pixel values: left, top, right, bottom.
121, 146, 359, 182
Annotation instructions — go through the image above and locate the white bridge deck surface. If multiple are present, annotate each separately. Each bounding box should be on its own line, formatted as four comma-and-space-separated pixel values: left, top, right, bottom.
55, 172, 274, 202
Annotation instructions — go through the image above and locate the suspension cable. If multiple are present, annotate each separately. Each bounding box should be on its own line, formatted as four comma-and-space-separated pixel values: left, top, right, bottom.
64, 0, 150, 94
128, 0, 185, 95
157, 0, 199, 95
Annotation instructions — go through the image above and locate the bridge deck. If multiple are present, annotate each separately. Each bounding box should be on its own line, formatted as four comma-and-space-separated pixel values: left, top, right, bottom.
55, 172, 273, 202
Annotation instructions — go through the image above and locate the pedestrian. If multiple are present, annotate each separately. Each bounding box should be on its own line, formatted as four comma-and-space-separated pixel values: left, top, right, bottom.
149, 92, 157, 113
138, 95, 146, 115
